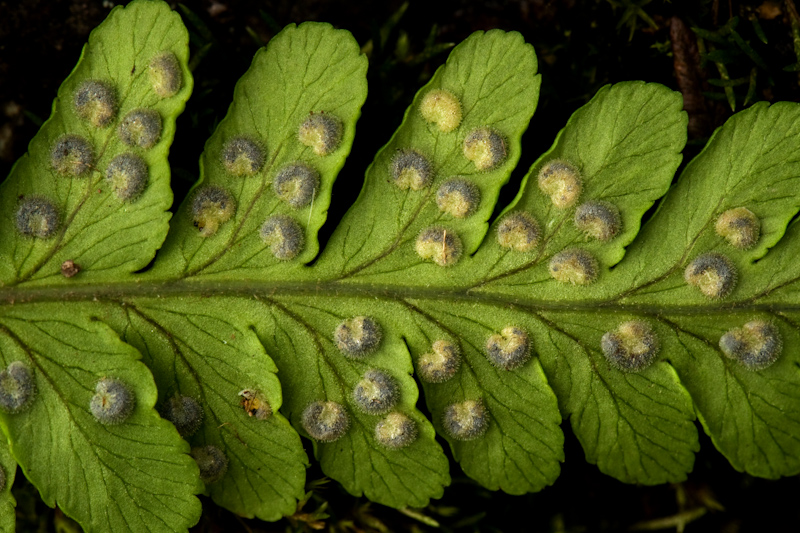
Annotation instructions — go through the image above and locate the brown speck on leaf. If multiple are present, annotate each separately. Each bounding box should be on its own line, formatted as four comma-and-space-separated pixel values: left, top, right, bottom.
61, 260, 80, 278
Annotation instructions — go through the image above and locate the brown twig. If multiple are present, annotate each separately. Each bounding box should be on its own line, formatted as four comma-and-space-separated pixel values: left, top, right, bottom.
670, 17, 714, 138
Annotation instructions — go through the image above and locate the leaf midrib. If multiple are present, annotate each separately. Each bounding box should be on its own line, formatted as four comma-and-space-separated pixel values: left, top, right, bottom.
0, 279, 795, 314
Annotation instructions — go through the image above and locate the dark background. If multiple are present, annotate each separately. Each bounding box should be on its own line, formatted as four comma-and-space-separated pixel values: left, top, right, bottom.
3, 0, 800, 531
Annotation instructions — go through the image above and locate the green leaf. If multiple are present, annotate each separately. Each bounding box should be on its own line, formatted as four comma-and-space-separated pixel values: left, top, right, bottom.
471, 81, 686, 290
606, 102, 800, 475
3, 2, 800, 531
612, 102, 800, 300
100, 299, 308, 521
532, 311, 697, 483
315, 29, 540, 281
0, 0, 192, 287
447, 82, 695, 484
665, 313, 800, 478
253, 297, 450, 507
0, 306, 202, 532
405, 300, 563, 493
151, 21, 368, 278
0, 440, 16, 533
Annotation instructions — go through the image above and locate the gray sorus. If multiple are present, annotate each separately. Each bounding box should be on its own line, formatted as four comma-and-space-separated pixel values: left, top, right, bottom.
684, 252, 737, 299
51, 134, 94, 177
719, 320, 783, 370
298, 112, 343, 156
334, 316, 382, 358
0, 361, 36, 414
191, 186, 236, 237
352, 369, 398, 415
496, 211, 540, 252
390, 149, 434, 191
538, 160, 582, 208
90, 378, 135, 425
715, 207, 760, 250
442, 399, 489, 441
161, 395, 204, 437
273, 163, 320, 208
415, 226, 463, 267
419, 89, 462, 133
191, 445, 228, 484
436, 178, 481, 218
149, 52, 183, 98
15, 196, 59, 238
74, 80, 116, 128
485, 326, 531, 370
105, 153, 148, 201
417, 340, 461, 383
375, 412, 418, 449
601, 321, 660, 372
260, 215, 305, 260
301, 401, 350, 442
463, 127, 507, 171
221, 137, 265, 177
574, 200, 622, 241
548, 248, 599, 285
118, 109, 162, 149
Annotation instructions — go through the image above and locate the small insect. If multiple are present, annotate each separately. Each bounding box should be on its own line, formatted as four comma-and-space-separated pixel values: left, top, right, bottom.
238, 389, 272, 420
